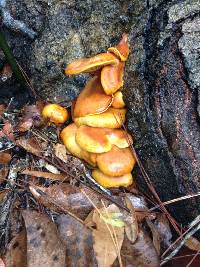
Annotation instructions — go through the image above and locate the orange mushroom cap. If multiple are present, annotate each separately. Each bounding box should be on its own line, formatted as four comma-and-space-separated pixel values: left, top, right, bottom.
42, 103, 69, 125
75, 125, 133, 153
74, 107, 126, 128
108, 33, 129, 62
96, 146, 136, 177
101, 61, 124, 95
112, 91, 125, 108
65, 52, 118, 75
73, 76, 113, 118
92, 169, 133, 188
60, 123, 96, 166
76, 126, 111, 153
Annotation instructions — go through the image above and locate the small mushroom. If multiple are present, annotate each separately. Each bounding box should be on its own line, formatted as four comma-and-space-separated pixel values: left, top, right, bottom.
92, 169, 133, 188
73, 76, 113, 118
74, 107, 126, 128
60, 123, 96, 166
101, 61, 125, 95
75, 125, 133, 153
65, 52, 118, 75
112, 91, 125, 108
96, 146, 136, 176
42, 103, 69, 125
108, 33, 129, 62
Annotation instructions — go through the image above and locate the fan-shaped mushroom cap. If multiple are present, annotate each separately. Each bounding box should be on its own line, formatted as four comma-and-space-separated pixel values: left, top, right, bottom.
74, 107, 126, 128
42, 103, 69, 125
73, 76, 113, 118
75, 125, 133, 153
101, 61, 124, 95
96, 146, 136, 176
112, 91, 125, 109
65, 52, 118, 75
92, 169, 133, 188
76, 126, 111, 153
108, 33, 129, 62
60, 123, 96, 166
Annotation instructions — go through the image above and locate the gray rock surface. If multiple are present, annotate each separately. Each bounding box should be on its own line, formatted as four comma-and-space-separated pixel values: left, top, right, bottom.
1, 0, 200, 228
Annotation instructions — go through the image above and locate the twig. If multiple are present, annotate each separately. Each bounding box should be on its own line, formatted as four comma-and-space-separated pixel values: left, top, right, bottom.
150, 192, 200, 211
161, 216, 200, 266
122, 123, 181, 235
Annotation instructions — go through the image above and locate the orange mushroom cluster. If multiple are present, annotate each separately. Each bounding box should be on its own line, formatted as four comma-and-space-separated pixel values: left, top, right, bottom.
61, 34, 136, 188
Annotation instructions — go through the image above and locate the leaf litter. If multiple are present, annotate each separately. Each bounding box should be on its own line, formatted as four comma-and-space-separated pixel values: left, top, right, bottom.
0, 102, 199, 267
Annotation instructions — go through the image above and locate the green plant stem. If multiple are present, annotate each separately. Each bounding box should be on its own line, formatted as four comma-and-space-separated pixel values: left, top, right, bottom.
0, 30, 27, 87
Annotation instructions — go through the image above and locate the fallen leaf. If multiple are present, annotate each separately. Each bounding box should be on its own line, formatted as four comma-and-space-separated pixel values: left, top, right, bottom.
29, 184, 102, 220
22, 210, 66, 267
113, 228, 160, 267
185, 236, 200, 251
54, 143, 69, 163
0, 258, 5, 267
44, 163, 61, 174
92, 204, 124, 267
0, 191, 9, 202
17, 118, 33, 132
0, 168, 8, 184
0, 104, 6, 116
57, 214, 97, 267
0, 152, 11, 164
0, 121, 14, 141
17, 103, 44, 132
154, 214, 172, 248
21, 169, 67, 181
16, 137, 46, 156
146, 219, 161, 255
124, 196, 138, 243
3, 230, 27, 267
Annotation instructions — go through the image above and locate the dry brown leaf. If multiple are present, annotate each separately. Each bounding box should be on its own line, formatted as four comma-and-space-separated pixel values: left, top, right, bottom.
124, 196, 138, 243
113, 228, 160, 267
17, 103, 44, 132
146, 219, 161, 255
17, 118, 33, 132
21, 169, 67, 181
0, 104, 6, 115
92, 204, 124, 267
0, 168, 8, 184
29, 184, 101, 220
0, 152, 11, 164
0, 258, 5, 267
0, 191, 9, 202
154, 214, 172, 248
22, 210, 66, 267
185, 236, 200, 251
0, 121, 14, 141
3, 230, 27, 267
54, 143, 69, 163
16, 136, 47, 156
57, 214, 97, 267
